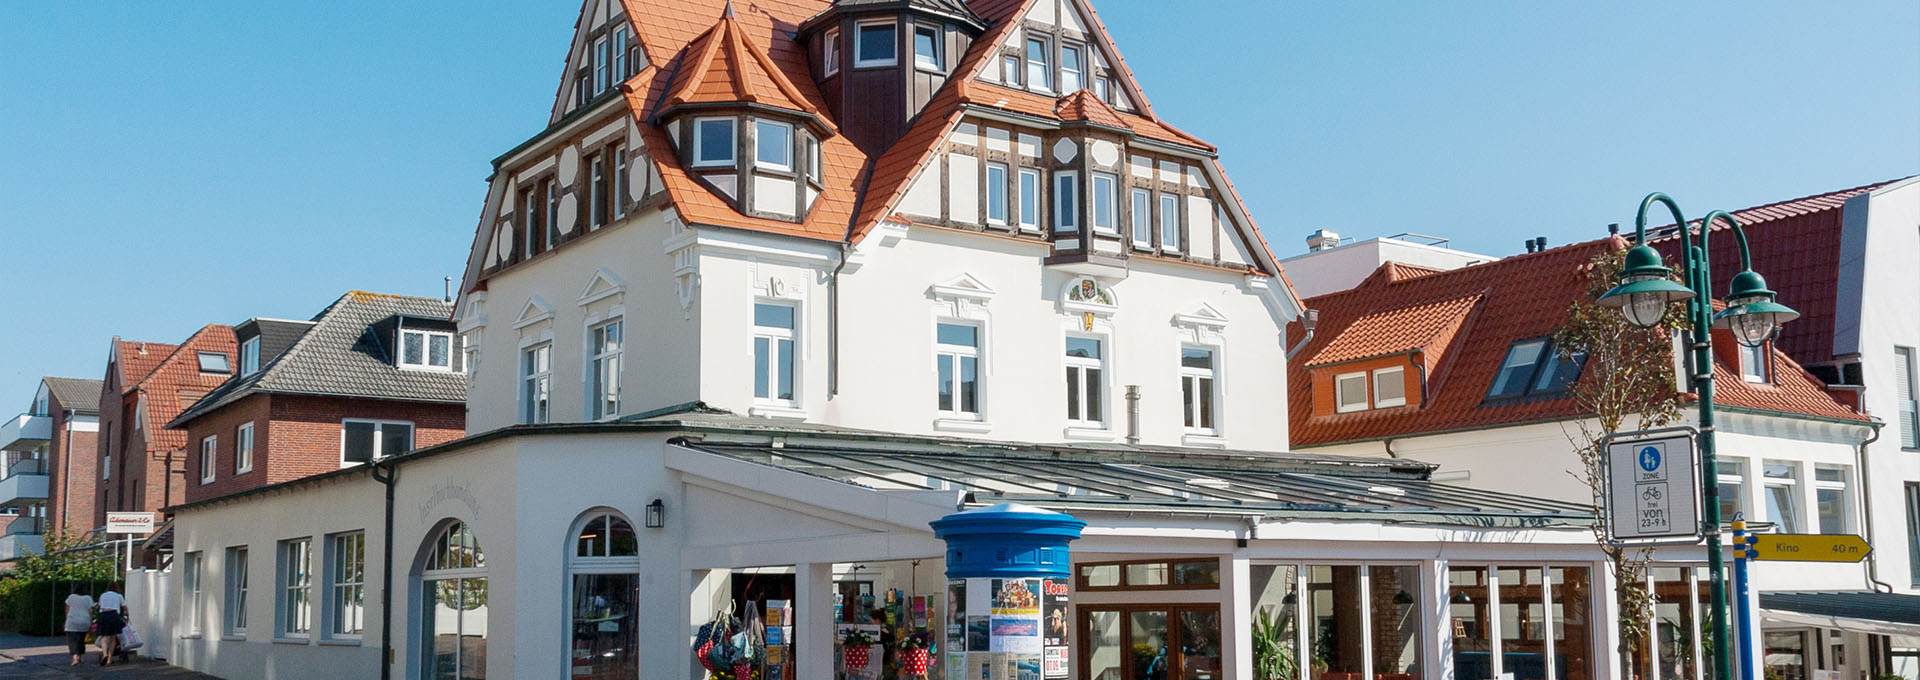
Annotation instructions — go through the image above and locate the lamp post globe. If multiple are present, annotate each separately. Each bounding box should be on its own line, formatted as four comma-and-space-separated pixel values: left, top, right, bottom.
1711, 270, 1800, 348
1598, 244, 1694, 328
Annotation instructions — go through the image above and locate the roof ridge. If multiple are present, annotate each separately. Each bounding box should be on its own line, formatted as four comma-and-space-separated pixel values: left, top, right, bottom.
1309, 236, 1622, 304
131, 325, 230, 392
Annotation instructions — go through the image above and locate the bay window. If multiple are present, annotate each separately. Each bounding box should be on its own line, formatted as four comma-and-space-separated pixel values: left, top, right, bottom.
912, 24, 940, 70
823, 28, 840, 76
856, 21, 896, 67
1130, 188, 1151, 247
985, 163, 1008, 225
1090, 172, 1117, 234
1018, 168, 1041, 231
1053, 171, 1078, 233
692, 117, 735, 167
1159, 192, 1180, 251
755, 120, 793, 171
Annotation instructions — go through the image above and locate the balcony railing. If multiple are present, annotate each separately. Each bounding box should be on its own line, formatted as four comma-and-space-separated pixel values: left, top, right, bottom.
0, 413, 51, 452
0, 460, 49, 507
3, 516, 44, 537
0, 531, 45, 561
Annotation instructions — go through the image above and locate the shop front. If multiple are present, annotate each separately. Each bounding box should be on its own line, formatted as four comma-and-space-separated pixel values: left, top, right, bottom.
155, 409, 1616, 680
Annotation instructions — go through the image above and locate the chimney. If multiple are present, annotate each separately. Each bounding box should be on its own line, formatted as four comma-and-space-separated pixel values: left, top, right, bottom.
1607, 223, 1620, 235
1306, 229, 1342, 252
1524, 239, 1537, 253
1534, 236, 1547, 252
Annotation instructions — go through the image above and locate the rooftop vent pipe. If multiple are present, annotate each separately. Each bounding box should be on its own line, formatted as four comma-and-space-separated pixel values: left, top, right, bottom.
1305, 229, 1342, 252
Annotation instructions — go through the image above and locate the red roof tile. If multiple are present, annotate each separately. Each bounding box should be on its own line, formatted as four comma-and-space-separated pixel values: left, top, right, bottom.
1289, 235, 1866, 447
659, 10, 835, 128
128, 325, 236, 453
113, 339, 177, 389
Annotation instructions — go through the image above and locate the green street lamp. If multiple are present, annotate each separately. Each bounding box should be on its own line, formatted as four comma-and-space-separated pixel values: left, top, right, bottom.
1597, 192, 1798, 680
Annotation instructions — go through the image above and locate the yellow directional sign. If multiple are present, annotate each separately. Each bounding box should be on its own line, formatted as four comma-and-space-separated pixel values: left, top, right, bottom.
1749, 534, 1872, 563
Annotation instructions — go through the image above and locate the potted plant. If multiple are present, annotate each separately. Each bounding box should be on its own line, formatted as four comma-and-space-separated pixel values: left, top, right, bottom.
1252, 608, 1298, 680
898, 631, 934, 677
841, 630, 876, 671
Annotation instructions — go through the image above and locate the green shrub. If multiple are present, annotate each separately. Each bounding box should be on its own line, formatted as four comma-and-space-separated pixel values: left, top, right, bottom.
0, 578, 117, 636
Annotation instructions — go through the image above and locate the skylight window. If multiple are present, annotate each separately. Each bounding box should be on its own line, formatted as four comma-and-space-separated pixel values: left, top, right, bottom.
198, 352, 231, 375
1486, 337, 1587, 400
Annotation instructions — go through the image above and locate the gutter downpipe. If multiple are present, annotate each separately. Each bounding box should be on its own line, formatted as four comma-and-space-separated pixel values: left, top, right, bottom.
1854, 423, 1892, 592
830, 162, 877, 398
1284, 309, 1319, 360
372, 458, 400, 679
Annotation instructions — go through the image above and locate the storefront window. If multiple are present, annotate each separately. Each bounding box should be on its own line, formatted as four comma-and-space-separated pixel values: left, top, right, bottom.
1450, 567, 1494, 680
419, 521, 487, 680
1080, 559, 1221, 590
1369, 566, 1422, 680
1765, 631, 1808, 680
1081, 606, 1220, 680
568, 511, 639, 679
1133, 610, 1170, 676
1652, 567, 1698, 680
1550, 567, 1592, 680
1251, 565, 1301, 680
1087, 610, 1123, 680
1309, 565, 1365, 679
1499, 567, 1548, 680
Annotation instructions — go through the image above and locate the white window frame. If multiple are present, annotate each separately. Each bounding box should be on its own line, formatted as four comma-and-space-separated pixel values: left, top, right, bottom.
225, 546, 248, 638
823, 28, 841, 76
1001, 54, 1021, 86
1718, 458, 1749, 524
806, 136, 821, 182
589, 153, 607, 229
912, 24, 941, 71
200, 435, 217, 485
854, 20, 897, 68
198, 351, 232, 375
985, 162, 1009, 226
593, 36, 611, 95
461, 331, 481, 383
1090, 172, 1117, 234
754, 119, 794, 171
1130, 188, 1152, 247
1018, 168, 1041, 232
399, 329, 455, 371
1159, 192, 1182, 252
276, 537, 313, 640
1180, 346, 1219, 434
1064, 334, 1107, 427
339, 419, 414, 467
935, 321, 984, 419
235, 421, 254, 475
324, 531, 365, 640
1739, 341, 1769, 383
240, 336, 260, 376
184, 551, 204, 635
691, 117, 736, 168
1897, 346, 1919, 449
1054, 171, 1079, 234
1813, 465, 1852, 534
1060, 43, 1084, 92
545, 179, 561, 247
1335, 372, 1369, 413
612, 143, 628, 219
1025, 36, 1052, 92
1763, 460, 1801, 533
611, 26, 630, 81
753, 301, 800, 408
522, 342, 552, 424
1372, 366, 1407, 408
588, 318, 623, 421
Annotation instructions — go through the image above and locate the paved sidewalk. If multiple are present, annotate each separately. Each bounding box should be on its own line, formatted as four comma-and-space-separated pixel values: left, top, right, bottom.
0, 631, 218, 679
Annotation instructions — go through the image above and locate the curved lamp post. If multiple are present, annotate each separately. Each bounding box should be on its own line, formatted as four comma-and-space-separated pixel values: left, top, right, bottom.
1598, 192, 1798, 680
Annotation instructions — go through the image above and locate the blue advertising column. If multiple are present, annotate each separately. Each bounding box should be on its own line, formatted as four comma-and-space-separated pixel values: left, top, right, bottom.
931, 504, 1085, 680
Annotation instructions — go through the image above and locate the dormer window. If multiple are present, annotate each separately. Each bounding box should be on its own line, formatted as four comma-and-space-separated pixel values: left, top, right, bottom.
401, 330, 454, 372
856, 21, 897, 67
1335, 372, 1368, 413
1740, 342, 1770, 383
1334, 365, 1409, 413
692, 118, 735, 167
240, 337, 261, 376
823, 28, 841, 76
1025, 38, 1052, 91
197, 351, 232, 376
755, 120, 793, 171
913, 25, 941, 70
1060, 45, 1084, 92
1373, 366, 1407, 408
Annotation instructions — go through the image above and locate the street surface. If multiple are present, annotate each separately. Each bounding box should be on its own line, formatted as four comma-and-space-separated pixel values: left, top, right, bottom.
0, 632, 218, 679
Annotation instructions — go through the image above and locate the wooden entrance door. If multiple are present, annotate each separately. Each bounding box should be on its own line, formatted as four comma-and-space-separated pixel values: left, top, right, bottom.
1081, 605, 1223, 680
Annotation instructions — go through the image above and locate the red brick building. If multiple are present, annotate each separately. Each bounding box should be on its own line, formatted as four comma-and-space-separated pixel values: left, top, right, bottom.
95, 326, 237, 529
169, 291, 467, 505
0, 376, 102, 562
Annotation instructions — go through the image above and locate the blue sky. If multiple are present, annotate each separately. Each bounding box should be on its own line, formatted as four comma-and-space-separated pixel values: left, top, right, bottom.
0, 1, 1914, 405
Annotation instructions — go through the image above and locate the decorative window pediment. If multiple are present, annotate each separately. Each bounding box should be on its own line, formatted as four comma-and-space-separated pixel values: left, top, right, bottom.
1061, 277, 1117, 315
577, 268, 627, 306
931, 273, 995, 320
512, 295, 556, 329
1172, 303, 1228, 345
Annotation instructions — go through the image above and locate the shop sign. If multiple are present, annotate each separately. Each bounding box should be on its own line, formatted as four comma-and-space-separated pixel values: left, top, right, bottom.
105, 512, 155, 535
1601, 429, 1701, 544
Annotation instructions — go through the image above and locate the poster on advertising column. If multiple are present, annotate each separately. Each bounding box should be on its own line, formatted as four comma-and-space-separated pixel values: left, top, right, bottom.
988, 578, 1040, 654
1042, 578, 1069, 679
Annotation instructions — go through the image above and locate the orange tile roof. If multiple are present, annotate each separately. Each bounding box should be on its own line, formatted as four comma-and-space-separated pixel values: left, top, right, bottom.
1054, 89, 1128, 129
113, 339, 177, 389
1305, 294, 1482, 368
129, 325, 236, 453
659, 8, 835, 128
1288, 236, 1867, 447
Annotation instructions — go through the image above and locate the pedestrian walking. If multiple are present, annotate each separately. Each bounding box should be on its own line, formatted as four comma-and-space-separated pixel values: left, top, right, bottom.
96, 583, 126, 666
62, 585, 93, 667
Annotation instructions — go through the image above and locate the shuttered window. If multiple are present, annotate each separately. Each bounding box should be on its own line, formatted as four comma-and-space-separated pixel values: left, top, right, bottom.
1896, 347, 1918, 448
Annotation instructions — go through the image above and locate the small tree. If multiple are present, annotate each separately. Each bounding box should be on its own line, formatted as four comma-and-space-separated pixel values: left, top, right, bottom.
1553, 245, 1684, 680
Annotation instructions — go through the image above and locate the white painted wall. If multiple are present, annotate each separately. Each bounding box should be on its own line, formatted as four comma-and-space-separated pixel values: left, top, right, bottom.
1834, 177, 1920, 593
1279, 236, 1498, 299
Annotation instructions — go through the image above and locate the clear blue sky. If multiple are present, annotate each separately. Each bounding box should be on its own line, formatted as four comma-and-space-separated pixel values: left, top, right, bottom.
1, 1, 1914, 405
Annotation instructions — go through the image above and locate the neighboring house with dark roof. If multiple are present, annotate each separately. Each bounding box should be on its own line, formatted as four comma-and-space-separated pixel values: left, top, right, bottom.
454, 0, 1305, 449
168, 291, 467, 505
94, 327, 236, 531
0, 376, 103, 562
1285, 229, 1898, 662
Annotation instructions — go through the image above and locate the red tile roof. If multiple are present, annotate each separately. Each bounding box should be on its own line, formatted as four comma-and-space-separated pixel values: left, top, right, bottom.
112, 339, 177, 389
1648, 179, 1909, 366
128, 325, 236, 453
1289, 235, 1867, 447
659, 9, 835, 129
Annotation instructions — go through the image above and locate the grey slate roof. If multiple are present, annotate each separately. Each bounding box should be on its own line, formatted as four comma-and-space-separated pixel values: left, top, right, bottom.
801, 0, 986, 32
1760, 591, 1920, 626
43, 377, 104, 413
167, 291, 466, 428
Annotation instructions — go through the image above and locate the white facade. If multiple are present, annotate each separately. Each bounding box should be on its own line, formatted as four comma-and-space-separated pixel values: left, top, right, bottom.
1832, 177, 1920, 594
1278, 232, 1497, 299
